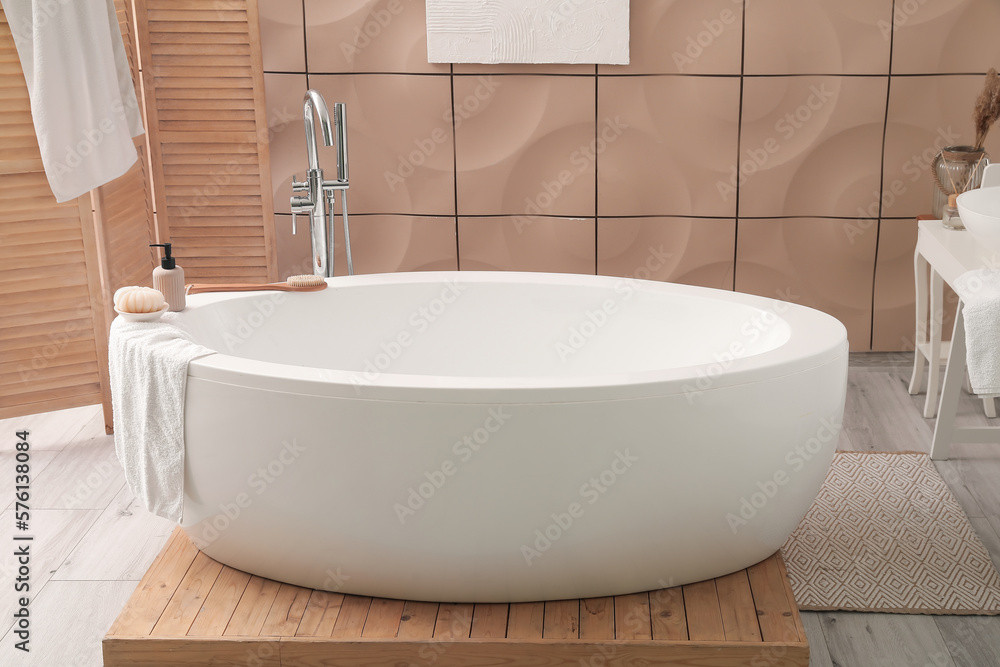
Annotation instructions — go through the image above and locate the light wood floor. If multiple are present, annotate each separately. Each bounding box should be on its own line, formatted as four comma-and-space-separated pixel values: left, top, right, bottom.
2, 352, 1000, 666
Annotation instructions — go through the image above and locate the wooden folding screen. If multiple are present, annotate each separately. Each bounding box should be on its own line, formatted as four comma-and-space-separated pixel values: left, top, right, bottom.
0, 8, 112, 424
135, 0, 276, 283
1, 0, 276, 426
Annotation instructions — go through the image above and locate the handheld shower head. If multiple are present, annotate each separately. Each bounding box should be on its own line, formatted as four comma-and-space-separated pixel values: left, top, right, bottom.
333, 103, 348, 183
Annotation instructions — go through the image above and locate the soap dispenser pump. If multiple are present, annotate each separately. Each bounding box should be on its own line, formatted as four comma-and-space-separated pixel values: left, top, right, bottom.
150, 243, 185, 311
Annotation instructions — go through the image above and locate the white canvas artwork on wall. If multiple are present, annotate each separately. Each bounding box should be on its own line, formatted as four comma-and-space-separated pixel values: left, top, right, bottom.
426, 0, 629, 65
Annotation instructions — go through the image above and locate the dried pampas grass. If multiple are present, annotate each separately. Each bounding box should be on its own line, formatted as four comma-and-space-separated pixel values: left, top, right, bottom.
973, 68, 1000, 151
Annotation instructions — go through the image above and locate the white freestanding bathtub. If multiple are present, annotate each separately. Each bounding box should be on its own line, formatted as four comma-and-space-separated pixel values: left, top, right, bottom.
175, 271, 847, 603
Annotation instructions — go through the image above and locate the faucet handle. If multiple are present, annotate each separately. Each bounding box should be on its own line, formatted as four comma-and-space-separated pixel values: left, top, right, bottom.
290, 195, 313, 235
291, 175, 308, 191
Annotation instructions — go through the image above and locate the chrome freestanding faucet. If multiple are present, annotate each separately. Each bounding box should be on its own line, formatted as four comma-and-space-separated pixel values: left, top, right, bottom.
290, 90, 353, 277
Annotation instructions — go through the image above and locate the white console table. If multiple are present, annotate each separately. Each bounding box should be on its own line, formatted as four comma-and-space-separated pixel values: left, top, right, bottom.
909, 219, 1000, 459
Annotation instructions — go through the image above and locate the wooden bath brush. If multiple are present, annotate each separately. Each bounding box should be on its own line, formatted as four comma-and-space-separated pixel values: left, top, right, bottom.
185, 275, 327, 294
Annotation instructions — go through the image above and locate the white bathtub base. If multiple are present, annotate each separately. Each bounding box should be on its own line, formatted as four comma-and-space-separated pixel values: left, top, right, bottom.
182, 355, 845, 602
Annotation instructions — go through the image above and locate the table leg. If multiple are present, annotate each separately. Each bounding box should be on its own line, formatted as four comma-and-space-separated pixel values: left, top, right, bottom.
909, 249, 928, 395
923, 269, 944, 418
931, 301, 967, 460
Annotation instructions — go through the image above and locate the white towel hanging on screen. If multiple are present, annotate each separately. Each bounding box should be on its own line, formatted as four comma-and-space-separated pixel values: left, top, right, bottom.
2, 0, 145, 202
426, 0, 629, 65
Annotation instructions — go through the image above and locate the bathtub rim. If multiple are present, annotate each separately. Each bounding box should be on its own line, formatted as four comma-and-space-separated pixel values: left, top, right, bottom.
182, 271, 848, 404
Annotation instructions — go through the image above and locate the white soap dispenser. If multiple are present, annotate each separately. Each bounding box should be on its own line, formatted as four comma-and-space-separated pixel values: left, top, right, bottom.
150, 243, 186, 311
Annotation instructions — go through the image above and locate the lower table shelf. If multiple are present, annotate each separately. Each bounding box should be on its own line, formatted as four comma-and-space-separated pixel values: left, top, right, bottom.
104, 528, 809, 667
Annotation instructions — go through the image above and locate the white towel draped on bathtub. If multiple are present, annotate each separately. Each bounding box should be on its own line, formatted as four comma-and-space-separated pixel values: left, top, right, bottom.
109, 315, 214, 522
1, 0, 145, 202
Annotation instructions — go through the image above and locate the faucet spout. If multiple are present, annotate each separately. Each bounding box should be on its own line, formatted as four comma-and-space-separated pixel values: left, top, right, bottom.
303, 90, 334, 171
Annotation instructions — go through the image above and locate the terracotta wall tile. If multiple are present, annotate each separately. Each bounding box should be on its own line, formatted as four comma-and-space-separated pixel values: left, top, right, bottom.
274, 213, 312, 280
738, 76, 887, 218
264, 73, 309, 214
311, 74, 455, 215
454, 75, 596, 217
458, 216, 595, 274
597, 217, 735, 290
891, 0, 1000, 74
598, 76, 740, 217
882, 75, 1000, 219
744, 0, 892, 75
332, 215, 458, 275
304, 0, 448, 74
872, 219, 917, 351
259, 0, 306, 72
736, 218, 877, 351
598, 0, 743, 75
871, 219, 959, 351
258, 0, 1000, 351
276, 213, 457, 279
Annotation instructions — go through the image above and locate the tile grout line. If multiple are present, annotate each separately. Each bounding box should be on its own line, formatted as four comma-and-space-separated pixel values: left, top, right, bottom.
732, 0, 748, 292
450, 63, 460, 270
271, 212, 930, 221
594, 68, 599, 275
261, 71, 996, 78
870, 0, 897, 351
300, 0, 308, 74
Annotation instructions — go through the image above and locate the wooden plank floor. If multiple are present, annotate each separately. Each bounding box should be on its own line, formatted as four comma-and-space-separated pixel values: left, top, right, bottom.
103, 528, 808, 666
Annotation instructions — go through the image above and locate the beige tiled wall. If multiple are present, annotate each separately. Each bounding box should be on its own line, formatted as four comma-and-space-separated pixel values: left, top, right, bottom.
259, 0, 1000, 351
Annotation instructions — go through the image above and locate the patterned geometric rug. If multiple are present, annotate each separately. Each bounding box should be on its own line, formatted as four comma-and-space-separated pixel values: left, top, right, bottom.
781, 451, 1000, 615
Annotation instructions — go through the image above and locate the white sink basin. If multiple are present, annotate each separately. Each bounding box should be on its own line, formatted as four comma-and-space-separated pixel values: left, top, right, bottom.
957, 186, 1000, 252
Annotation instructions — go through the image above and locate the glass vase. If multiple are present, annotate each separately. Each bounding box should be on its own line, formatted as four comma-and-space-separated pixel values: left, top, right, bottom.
931, 145, 989, 219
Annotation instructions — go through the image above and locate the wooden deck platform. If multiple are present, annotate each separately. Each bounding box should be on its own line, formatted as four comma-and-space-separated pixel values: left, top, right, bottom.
104, 528, 809, 666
